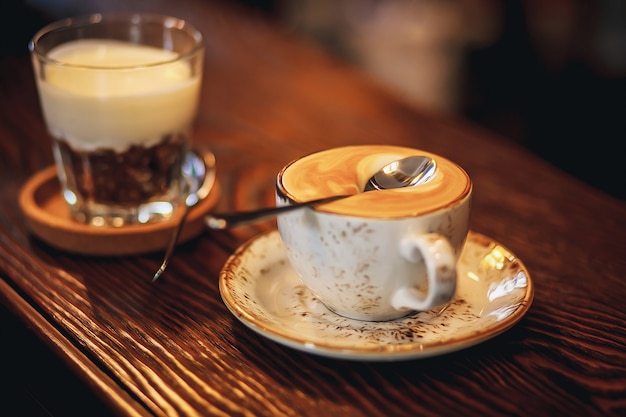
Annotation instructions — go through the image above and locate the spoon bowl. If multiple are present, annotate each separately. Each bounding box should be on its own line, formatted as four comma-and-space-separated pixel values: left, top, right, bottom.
365, 155, 436, 191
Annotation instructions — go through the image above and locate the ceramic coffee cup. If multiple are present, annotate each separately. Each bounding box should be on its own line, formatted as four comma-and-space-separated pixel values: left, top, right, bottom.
276, 145, 472, 321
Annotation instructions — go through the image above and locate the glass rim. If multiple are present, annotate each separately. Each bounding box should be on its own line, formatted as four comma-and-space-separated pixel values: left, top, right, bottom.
28, 11, 205, 70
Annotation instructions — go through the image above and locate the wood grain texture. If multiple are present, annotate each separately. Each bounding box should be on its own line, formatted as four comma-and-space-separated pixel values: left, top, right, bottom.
1, 1, 625, 416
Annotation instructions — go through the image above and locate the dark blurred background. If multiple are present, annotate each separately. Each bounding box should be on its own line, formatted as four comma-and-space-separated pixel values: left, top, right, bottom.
4, 0, 625, 203
260, 0, 626, 200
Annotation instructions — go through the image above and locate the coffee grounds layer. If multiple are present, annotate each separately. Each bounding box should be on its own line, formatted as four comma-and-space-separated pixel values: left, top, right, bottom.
55, 134, 187, 205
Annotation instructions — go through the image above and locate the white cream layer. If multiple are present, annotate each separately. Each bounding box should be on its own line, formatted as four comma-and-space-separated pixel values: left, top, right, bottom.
37, 39, 200, 152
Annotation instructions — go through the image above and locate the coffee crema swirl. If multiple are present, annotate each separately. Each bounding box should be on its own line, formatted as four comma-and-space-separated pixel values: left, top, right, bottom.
277, 145, 471, 218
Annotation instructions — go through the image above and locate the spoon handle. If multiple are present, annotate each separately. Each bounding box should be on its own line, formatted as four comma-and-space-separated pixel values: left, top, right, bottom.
152, 203, 192, 282
205, 194, 349, 229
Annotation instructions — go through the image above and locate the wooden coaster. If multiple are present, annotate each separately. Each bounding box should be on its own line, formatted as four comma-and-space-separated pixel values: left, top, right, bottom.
18, 166, 220, 256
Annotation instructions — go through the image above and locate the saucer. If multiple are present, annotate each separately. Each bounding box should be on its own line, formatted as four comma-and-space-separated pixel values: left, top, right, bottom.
18, 153, 220, 256
219, 230, 534, 361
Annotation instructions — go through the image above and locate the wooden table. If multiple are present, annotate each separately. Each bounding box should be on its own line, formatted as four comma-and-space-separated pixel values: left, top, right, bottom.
1, 1, 624, 416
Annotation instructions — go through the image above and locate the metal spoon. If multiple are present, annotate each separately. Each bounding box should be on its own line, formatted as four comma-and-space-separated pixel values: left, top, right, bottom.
153, 154, 435, 282
152, 150, 215, 282
205, 154, 436, 229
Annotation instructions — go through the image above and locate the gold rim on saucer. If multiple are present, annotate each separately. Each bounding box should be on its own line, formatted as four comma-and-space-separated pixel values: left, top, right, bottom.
219, 229, 534, 361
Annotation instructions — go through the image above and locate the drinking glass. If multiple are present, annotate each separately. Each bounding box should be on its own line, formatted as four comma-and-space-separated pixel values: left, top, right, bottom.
29, 12, 204, 226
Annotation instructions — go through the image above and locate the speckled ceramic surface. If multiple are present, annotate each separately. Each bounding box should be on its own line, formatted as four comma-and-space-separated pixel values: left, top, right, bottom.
219, 230, 533, 361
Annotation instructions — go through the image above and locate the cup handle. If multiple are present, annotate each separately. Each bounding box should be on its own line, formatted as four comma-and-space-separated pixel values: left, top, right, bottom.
392, 234, 457, 311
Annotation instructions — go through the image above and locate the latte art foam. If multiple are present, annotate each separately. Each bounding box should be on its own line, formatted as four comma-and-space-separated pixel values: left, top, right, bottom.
277, 145, 471, 218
